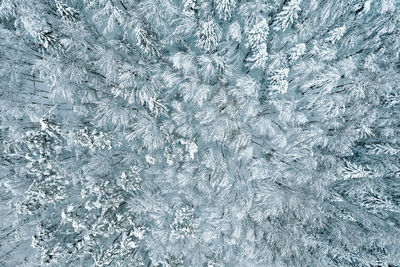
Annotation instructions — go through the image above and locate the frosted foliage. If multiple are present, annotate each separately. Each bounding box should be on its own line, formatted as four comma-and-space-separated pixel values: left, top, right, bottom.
273, 0, 302, 31
196, 20, 222, 52
327, 26, 347, 44
74, 127, 114, 152
178, 139, 198, 159
341, 160, 376, 180
170, 206, 199, 239
288, 43, 306, 62
183, 0, 197, 13
247, 19, 269, 69
228, 21, 241, 42
2, 0, 400, 266
55, 0, 78, 21
216, 0, 236, 20
145, 154, 156, 164
246, 19, 269, 49
248, 42, 269, 69
269, 68, 289, 94
117, 166, 142, 192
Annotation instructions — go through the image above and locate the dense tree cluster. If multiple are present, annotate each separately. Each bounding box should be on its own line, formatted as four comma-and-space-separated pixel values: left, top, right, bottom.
1, 0, 400, 266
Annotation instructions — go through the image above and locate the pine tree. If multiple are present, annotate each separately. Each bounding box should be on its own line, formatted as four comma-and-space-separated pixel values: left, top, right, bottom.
1, 0, 400, 266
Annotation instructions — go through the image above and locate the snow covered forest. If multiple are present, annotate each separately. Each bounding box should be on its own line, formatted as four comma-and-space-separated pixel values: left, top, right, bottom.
1, 0, 400, 266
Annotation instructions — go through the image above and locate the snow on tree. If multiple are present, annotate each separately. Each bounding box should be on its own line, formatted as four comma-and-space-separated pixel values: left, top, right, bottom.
1, 0, 400, 266
246, 19, 270, 69
273, 0, 302, 31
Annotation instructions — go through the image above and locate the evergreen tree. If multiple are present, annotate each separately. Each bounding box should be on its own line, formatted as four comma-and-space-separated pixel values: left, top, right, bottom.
1, 0, 400, 266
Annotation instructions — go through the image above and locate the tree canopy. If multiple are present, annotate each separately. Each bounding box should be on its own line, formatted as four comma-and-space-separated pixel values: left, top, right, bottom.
1, 0, 400, 266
